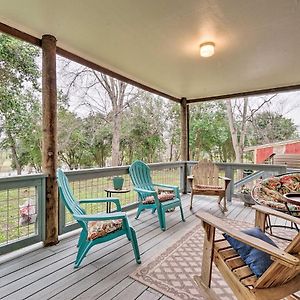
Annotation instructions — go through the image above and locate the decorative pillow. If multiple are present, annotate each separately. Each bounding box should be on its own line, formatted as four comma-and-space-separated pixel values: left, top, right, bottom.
143, 193, 175, 204
194, 184, 223, 190
87, 219, 122, 240
223, 227, 277, 277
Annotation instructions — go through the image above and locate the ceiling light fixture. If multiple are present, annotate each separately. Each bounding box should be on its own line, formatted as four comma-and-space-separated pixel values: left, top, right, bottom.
200, 42, 215, 57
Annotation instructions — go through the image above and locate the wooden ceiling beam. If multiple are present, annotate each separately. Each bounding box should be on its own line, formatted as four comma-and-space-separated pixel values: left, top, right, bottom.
187, 84, 300, 104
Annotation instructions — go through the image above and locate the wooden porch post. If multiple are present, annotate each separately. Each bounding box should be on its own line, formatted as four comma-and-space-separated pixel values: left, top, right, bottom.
180, 97, 188, 161
42, 34, 58, 246
180, 97, 189, 193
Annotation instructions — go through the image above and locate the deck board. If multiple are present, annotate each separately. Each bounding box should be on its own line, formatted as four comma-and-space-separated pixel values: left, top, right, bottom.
0, 195, 291, 300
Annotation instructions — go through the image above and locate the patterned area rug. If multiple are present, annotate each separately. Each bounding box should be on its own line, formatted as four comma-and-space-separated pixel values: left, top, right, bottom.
130, 219, 291, 300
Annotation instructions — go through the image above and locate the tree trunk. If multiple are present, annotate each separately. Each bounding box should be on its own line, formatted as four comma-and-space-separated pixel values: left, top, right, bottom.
7, 131, 21, 174
226, 98, 248, 179
111, 109, 121, 166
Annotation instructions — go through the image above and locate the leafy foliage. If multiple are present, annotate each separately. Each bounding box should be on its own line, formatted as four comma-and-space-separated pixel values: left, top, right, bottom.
248, 111, 298, 145
189, 102, 234, 162
121, 95, 166, 163
0, 34, 41, 174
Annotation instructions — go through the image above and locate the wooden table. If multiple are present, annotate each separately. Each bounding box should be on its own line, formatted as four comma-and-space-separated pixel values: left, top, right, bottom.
104, 188, 130, 213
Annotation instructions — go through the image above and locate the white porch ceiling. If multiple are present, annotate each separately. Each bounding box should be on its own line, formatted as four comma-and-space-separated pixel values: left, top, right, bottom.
1, 0, 300, 100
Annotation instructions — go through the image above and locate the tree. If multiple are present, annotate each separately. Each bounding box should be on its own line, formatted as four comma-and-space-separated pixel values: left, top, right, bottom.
164, 103, 181, 162
189, 102, 234, 162
57, 108, 91, 169
58, 60, 141, 166
0, 34, 41, 174
225, 95, 278, 167
226, 98, 248, 165
248, 111, 298, 145
83, 113, 112, 167
121, 94, 166, 164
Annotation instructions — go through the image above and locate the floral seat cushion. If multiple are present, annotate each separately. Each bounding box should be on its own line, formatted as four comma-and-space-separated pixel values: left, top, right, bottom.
252, 173, 300, 214
87, 219, 123, 240
143, 193, 175, 204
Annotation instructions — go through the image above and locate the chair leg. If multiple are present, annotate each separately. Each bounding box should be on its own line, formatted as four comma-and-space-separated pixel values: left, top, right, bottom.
218, 195, 228, 213
157, 206, 166, 231
152, 207, 156, 214
190, 191, 194, 210
123, 220, 131, 241
75, 240, 93, 268
135, 205, 144, 219
223, 196, 227, 212
130, 227, 141, 264
77, 230, 87, 247
179, 204, 185, 222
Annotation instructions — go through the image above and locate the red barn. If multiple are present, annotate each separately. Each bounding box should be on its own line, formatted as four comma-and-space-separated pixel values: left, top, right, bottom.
244, 139, 300, 164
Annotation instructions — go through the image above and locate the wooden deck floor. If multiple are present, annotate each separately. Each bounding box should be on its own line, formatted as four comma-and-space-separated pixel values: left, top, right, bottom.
0, 195, 276, 300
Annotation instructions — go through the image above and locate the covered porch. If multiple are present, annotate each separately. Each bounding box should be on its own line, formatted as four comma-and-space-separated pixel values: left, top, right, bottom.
1, 1, 300, 299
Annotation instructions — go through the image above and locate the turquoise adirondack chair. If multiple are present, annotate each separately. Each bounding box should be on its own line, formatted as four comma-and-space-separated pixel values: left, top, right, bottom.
57, 169, 141, 268
129, 160, 185, 231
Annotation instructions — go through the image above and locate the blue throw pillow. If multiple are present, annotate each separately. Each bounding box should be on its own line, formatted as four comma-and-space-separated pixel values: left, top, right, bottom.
223, 227, 277, 277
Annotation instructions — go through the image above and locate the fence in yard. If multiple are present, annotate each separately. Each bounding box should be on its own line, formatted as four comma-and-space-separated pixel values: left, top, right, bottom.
0, 161, 290, 255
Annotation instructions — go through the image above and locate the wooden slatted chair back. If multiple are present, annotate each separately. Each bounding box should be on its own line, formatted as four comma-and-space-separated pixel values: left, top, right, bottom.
192, 159, 220, 186
255, 232, 300, 288
57, 168, 86, 217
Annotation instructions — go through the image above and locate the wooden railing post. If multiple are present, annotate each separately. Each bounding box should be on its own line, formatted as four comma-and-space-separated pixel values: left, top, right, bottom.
42, 34, 59, 246
180, 162, 188, 194
180, 97, 188, 161
224, 166, 234, 202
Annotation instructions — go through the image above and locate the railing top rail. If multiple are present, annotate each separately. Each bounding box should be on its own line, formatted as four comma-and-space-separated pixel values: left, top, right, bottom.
187, 161, 287, 171
0, 162, 185, 183
0, 173, 47, 184
64, 161, 185, 181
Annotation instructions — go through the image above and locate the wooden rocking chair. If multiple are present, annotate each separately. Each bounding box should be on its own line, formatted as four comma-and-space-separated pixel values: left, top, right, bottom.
195, 205, 300, 300
188, 159, 231, 212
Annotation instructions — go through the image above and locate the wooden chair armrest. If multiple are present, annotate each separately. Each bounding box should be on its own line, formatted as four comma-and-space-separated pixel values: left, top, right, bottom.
196, 211, 300, 267
218, 175, 231, 182
187, 175, 194, 187
253, 205, 300, 225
